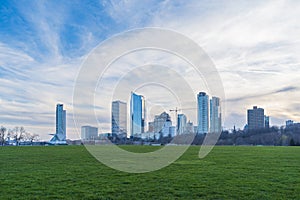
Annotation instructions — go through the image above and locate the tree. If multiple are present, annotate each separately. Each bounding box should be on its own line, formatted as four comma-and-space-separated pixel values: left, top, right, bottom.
290, 138, 295, 146
12, 126, 26, 146
0, 126, 7, 146
26, 133, 39, 144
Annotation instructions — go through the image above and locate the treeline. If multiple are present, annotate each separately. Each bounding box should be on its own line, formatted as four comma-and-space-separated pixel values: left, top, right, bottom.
180, 126, 300, 146
125, 125, 300, 146
0, 126, 39, 146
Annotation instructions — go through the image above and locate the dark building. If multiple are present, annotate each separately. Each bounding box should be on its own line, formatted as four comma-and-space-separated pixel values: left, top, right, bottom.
247, 106, 264, 130
264, 115, 270, 129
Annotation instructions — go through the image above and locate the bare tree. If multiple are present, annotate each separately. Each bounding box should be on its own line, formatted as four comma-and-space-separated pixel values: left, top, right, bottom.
25, 132, 39, 144
12, 126, 26, 146
0, 126, 7, 146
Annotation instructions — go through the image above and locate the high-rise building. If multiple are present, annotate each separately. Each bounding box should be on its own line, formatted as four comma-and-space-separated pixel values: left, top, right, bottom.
197, 92, 209, 134
112, 100, 127, 138
130, 92, 145, 138
50, 104, 66, 143
247, 106, 264, 130
177, 114, 187, 135
286, 120, 294, 126
153, 112, 170, 133
169, 126, 176, 137
210, 96, 222, 133
146, 112, 174, 138
264, 115, 270, 129
81, 126, 98, 140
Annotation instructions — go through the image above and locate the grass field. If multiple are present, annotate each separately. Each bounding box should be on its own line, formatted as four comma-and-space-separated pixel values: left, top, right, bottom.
1, 145, 300, 199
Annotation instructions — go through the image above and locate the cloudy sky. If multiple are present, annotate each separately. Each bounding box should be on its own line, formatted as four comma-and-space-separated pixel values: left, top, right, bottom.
1, 0, 300, 140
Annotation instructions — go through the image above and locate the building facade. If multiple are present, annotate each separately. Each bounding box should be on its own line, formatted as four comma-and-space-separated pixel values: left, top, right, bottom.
81, 126, 98, 140
186, 120, 194, 134
50, 104, 66, 143
112, 100, 127, 138
130, 92, 145, 138
177, 114, 187, 135
210, 96, 222, 133
197, 92, 209, 134
247, 106, 265, 130
264, 115, 270, 129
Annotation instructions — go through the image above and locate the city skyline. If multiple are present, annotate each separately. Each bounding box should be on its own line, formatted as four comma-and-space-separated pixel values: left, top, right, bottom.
114, 91, 222, 137
1, 1, 300, 140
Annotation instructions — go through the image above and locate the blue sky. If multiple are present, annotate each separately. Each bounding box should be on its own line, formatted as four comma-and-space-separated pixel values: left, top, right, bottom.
1, 0, 300, 139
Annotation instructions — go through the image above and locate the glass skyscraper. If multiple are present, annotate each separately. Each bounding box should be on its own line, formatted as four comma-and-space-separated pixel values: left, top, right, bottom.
197, 92, 209, 134
210, 96, 221, 133
56, 104, 66, 140
177, 114, 187, 135
130, 92, 145, 138
112, 100, 127, 138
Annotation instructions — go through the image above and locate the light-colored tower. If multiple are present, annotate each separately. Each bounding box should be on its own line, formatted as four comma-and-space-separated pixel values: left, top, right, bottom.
210, 96, 222, 133
112, 100, 127, 138
56, 104, 66, 141
177, 114, 187, 135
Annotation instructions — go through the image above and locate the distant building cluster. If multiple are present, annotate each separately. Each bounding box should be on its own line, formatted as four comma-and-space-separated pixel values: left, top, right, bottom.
104, 91, 222, 140
49, 96, 298, 145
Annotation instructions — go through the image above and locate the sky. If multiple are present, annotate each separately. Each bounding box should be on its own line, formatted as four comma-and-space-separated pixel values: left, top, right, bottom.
1, 0, 300, 140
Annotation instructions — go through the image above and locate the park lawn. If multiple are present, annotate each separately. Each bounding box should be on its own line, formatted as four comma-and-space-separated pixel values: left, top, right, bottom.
0, 145, 300, 199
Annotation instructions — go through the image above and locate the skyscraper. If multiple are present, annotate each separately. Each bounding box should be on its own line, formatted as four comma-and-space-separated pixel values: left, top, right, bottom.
247, 106, 264, 130
130, 92, 145, 138
197, 92, 209, 134
56, 104, 66, 140
210, 96, 222, 133
177, 114, 187, 135
112, 100, 127, 138
50, 104, 66, 143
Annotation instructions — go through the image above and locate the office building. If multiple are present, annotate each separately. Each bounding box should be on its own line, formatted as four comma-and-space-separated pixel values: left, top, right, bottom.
210, 96, 222, 133
247, 106, 264, 130
112, 100, 127, 138
186, 120, 194, 134
130, 92, 145, 137
169, 126, 176, 137
197, 92, 209, 134
286, 120, 294, 126
153, 112, 171, 133
153, 112, 172, 137
177, 114, 187, 135
81, 126, 98, 140
264, 115, 270, 129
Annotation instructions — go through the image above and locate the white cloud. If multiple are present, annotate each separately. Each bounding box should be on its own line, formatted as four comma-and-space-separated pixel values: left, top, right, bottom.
1, 0, 300, 139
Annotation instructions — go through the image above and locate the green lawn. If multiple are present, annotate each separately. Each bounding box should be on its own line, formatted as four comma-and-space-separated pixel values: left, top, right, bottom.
0, 145, 300, 199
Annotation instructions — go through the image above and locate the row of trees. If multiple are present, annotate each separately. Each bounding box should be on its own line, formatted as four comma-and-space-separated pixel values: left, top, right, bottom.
113, 125, 300, 146
0, 126, 39, 146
